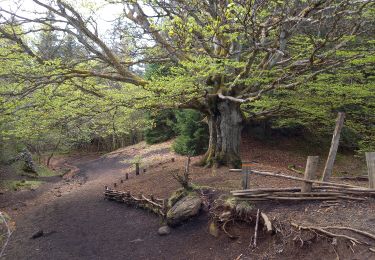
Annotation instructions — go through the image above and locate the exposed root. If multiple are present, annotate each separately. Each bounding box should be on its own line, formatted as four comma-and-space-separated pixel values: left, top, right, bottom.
291, 222, 367, 246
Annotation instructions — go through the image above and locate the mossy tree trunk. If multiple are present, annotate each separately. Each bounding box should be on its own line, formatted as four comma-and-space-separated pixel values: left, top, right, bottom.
200, 98, 244, 168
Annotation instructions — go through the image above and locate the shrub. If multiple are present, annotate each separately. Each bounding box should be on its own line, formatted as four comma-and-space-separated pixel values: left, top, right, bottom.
144, 109, 176, 144
172, 110, 208, 156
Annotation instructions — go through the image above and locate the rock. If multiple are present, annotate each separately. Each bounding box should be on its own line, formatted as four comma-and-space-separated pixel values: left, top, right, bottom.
157, 225, 170, 236
167, 195, 202, 226
129, 238, 143, 243
31, 230, 44, 239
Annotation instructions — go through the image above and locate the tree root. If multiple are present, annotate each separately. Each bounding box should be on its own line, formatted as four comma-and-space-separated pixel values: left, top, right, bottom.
291, 222, 368, 246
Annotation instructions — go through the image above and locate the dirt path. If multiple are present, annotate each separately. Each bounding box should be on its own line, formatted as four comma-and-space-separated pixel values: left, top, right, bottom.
2, 152, 247, 260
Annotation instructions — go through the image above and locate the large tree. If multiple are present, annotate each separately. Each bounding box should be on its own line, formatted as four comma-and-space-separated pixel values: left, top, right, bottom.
0, 0, 374, 167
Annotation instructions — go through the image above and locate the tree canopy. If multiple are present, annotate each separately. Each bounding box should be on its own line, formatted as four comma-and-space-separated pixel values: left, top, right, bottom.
0, 0, 374, 166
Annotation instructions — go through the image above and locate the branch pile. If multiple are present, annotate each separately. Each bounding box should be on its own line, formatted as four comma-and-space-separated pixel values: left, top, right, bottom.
104, 188, 168, 217
231, 186, 375, 202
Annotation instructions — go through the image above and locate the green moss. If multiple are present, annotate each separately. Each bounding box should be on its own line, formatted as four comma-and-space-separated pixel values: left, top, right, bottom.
190, 183, 212, 191
168, 188, 189, 207
223, 196, 238, 209
36, 165, 59, 177
2, 180, 44, 191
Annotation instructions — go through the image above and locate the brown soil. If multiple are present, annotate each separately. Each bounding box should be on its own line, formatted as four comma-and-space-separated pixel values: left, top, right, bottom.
1, 137, 373, 259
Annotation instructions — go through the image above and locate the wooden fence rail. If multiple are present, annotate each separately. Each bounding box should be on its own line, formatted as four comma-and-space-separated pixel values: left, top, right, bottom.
104, 188, 168, 217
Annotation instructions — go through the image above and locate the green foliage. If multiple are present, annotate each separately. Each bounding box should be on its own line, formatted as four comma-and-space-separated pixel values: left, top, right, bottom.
144, 110, 176, 144
0, 35, 150, 155
172, 110, 208, 156
2, 180, 43, 191
37, 165, 59, 177
244, 54, 375, 153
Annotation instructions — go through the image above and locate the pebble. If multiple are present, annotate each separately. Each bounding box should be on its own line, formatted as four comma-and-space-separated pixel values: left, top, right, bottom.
158, 225, 171, 236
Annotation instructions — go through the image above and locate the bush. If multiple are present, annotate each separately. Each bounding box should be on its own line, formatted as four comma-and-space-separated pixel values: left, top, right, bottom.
144, 109, 176, 144
172, 110, 209, 156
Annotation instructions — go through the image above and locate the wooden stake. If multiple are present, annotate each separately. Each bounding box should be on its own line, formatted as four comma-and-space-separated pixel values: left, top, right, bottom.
125, 173, 129, 180
322, 112, 345, 181
366, 152, 375, 189
162, 198, 168, 221
242, 167, 249, 190
253, 209, 260, 247
135, 163, 140, 175
301, 156, 319, 192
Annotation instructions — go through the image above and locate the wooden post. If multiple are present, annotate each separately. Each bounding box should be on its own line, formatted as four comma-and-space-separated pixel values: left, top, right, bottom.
125, 173, 129, 180
242, 163, 252, 190
366, 152, 375, 189
114, 182, 117, 188
162, 198, 168, 221
301, 156, 319, 192
120, 179, 123, 183
322, 112, 345, 181
135, 163, 140, 175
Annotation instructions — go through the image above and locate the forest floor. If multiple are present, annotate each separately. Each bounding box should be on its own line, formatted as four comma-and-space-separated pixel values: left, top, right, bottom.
0, 135, 374, 259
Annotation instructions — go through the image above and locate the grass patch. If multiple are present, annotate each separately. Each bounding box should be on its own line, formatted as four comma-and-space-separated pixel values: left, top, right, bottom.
37, 165, 60, 177
2, 180, 44, 191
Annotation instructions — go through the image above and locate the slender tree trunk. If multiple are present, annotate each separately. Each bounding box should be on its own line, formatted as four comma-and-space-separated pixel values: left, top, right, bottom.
200, 99, 244, 168
47, 139, 61, 167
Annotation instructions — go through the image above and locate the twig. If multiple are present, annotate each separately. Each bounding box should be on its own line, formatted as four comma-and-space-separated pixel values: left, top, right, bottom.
253, 209, 260, 247
234, 253, 243, 260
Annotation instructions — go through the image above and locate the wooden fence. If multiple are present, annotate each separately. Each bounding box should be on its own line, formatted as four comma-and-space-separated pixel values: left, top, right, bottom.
104, 188, 168, 217
230, 153, 375, 202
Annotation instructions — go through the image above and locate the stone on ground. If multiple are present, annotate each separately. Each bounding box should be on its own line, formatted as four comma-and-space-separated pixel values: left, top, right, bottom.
157, 225, 171, 236
167, 195, 202, 226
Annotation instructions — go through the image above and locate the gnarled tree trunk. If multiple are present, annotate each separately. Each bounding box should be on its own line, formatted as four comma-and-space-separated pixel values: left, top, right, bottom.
200, 98, 244, 168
